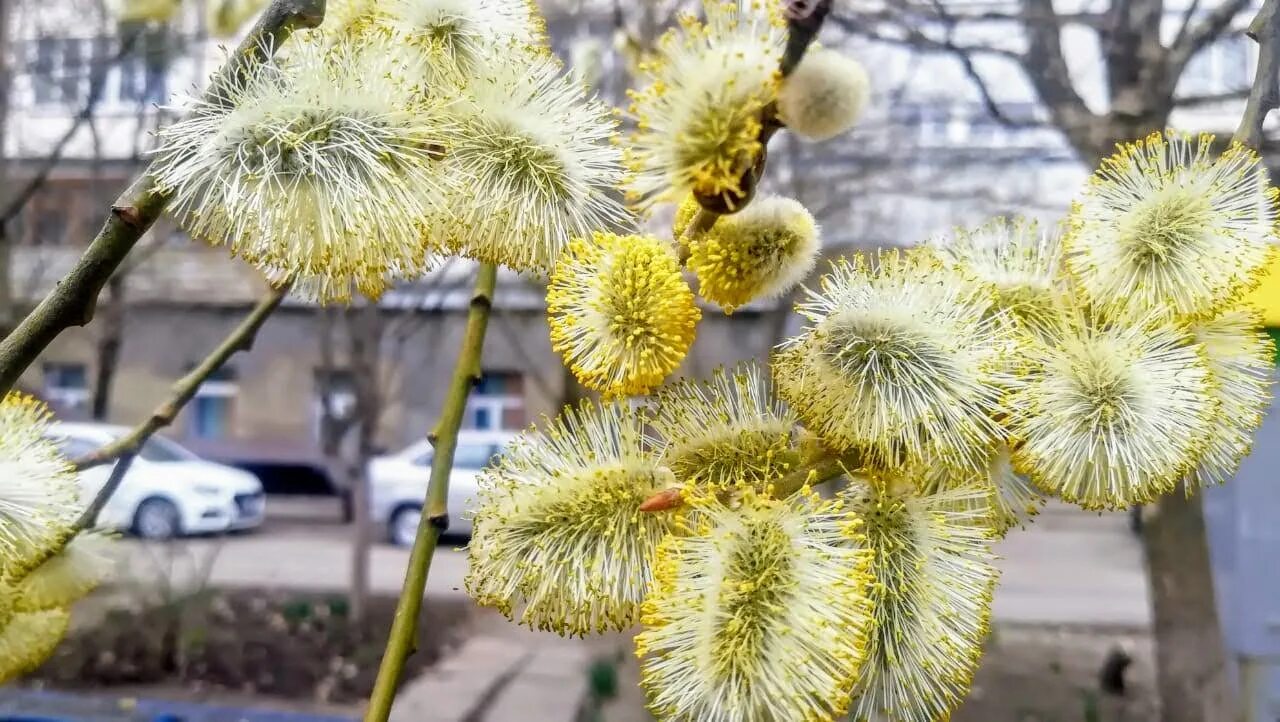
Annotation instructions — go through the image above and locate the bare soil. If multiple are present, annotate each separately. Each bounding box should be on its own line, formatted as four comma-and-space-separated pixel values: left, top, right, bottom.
594, 623, 1158, 722
27, 588, 473, 706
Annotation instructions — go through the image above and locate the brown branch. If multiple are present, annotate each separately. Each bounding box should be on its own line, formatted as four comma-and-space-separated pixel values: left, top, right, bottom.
924, 0, 1037, 128
74, 453, 136, 531
689, 0, 831, 223
1175, 88, 1252, 106
1019, 0, 1101, 156
1170, 0, 1252, 75
1234, 0, 1280, 150
0, 0, 326, 398
827, 14, 1023, 61
0, 30, 143, 225
72, 283, 290, 471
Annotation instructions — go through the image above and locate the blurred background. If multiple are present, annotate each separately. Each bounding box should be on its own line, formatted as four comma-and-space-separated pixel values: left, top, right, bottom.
1, 0, 1278, 720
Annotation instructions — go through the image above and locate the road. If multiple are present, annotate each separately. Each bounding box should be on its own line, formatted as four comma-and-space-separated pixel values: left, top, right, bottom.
114, 496, 1150, 628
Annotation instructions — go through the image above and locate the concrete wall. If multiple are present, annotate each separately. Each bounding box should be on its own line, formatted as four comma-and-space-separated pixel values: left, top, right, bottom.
23, 297, 784, 457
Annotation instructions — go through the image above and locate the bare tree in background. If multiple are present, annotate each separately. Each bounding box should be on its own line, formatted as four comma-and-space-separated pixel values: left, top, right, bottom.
828, 3, 1265, 721
0, 0, 182, 413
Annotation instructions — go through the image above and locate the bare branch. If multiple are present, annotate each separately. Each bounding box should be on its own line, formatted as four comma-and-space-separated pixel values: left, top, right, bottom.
72, 283, 290, 471
0, 0, 327, 398
74, 453, 136, 531
922, 0, 1037, 128
0, 30, 142, 225
1169, 0, 1252, 76
1019, 0, 1102, 158
1174, 88, 1252, 106
1234, 0, 1280, 149
827, 13, 1022, 61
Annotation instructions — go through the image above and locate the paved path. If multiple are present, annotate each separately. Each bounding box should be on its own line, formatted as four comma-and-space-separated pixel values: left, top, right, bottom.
993, 502, 1150, 628
100, 496, 1150, 722
114, 497, 1151, 628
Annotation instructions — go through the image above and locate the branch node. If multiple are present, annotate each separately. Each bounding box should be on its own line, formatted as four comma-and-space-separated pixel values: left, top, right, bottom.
110, 205, 145, 230
427, 513, 450, 533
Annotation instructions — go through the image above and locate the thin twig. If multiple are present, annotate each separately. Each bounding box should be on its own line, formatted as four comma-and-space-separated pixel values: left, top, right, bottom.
1234, 0, 1280, 149
74, 453, 136, 531
363, 262, 498, 722
0, 0, 326, 398
72, 283, 290, 471
685, 0, 832, 234
0, 30, 144, 225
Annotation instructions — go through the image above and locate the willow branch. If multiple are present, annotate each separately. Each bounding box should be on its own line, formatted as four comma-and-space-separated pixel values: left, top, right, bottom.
364, 262, 498, 722
74, 453, 136, 532
684, 0, 832, 236
1234, 0, 1280, 150
639, 449, 856, 513
0, 0, 326, 398
72, 283, 290, 471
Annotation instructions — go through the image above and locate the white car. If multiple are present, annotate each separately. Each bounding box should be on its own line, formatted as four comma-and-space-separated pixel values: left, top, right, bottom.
46, 422, 267, 540
369, 432, 514, 547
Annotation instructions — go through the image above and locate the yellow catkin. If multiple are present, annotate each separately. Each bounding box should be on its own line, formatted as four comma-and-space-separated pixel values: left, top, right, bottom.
0, 608, 71, 685
624, 1, 786, 211
466, 400, 676, 635
548, 232, 700, 397
843, 475, 998, 722
1065, 130, 1278, 321
636, 490, 874, 722
687, 195, 819, 312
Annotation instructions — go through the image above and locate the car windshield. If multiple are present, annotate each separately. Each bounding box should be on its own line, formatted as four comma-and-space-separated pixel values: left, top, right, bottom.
412, 443, 500, 469
136, 435, 199, 462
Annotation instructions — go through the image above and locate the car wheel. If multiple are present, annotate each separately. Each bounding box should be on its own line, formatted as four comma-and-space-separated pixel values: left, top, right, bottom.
389, 505, 422, 548
133, 498, 182, 540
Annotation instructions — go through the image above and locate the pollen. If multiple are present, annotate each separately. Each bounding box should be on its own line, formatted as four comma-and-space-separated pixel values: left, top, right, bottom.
841, 474, 998, 722
431, 54, 630, 273
0, 608, 70, 685
150, 37, 455, 303
933, 216, 1065, 336
1184, 306, 1275, 491
0, 394, 80, 577
1008, 307, 1217, 509
548, 232, 700, 397
648, 364, 797, 493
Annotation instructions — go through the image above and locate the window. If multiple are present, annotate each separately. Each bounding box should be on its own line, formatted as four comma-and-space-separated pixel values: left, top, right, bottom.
32, 37, 58, 105
117, 26, 169, 104
463, 372, 525, 431
48, 433, 99, 460
1180, 34, 1252, 97
454, 444, 500, 469
411, 443, 499, 469
313, 369, 358, 443
138, 435, 198, 462
189, 366, 237, 440
28, 37, 93, 106
42, 362, 89, 413
31, 208, 68, 245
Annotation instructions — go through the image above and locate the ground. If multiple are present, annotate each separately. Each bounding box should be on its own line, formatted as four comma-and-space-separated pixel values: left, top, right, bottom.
25, 496, 1159, 722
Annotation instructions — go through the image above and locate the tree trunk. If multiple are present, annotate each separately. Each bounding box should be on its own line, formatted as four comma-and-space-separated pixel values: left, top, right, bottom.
345, 302, 383, 625
1076, 121, 1240, 721
1142, 486, 1241, 722
0, 0, 13, 338
91, 266, 126, 420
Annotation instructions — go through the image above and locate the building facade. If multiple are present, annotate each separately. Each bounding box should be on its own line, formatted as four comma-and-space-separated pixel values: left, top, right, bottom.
1, 0, 1267, 481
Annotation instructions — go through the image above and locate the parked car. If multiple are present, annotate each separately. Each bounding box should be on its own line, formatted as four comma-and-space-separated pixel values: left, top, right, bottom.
369, 431, 514, 547
46, 422, 267, 540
